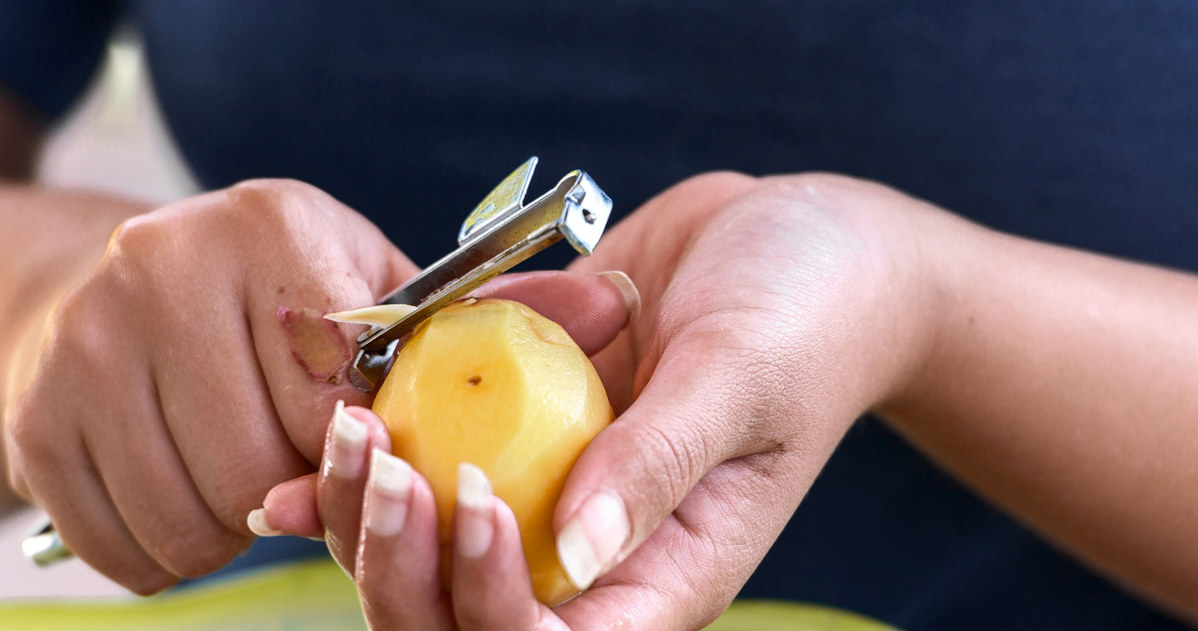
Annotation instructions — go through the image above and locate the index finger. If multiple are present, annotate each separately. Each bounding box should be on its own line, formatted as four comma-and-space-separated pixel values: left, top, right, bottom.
240, 190, 418, 464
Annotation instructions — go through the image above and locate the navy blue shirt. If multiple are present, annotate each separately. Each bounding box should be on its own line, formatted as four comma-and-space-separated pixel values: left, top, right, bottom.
3, 2, 1196, 628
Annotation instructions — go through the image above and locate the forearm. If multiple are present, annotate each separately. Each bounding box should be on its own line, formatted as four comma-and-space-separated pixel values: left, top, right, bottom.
0, 185, 149, 508
882, 210, 1198, 620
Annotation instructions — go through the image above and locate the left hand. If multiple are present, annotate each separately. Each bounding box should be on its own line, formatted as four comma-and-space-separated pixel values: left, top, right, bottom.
264, 172, 942, 629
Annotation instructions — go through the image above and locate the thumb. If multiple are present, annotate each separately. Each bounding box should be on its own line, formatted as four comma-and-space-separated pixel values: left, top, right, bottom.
551, 335, 767, 591
476, 270, 639, 355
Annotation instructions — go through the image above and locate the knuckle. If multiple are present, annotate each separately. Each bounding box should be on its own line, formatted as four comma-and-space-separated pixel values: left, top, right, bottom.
225, 178, 322, 225
210, 466, 307, 535
222, 179, 340, 253
155, 532, 248, 578
453, 605, 488, 630
3, 414, 35, 500
106, 215, 175, 271
3, 396, 62, 486
212, 497, 256, 534
45, 285, 129, 375
100, 217, 191, 307
4, 463, 29, 501
124, 571, 179, 597
636, 421, 711, 509
4, 406, 31, 458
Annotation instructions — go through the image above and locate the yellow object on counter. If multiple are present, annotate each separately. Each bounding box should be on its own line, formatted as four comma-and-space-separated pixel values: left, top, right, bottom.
0, 557, 897, 630
0, 559, 360, 631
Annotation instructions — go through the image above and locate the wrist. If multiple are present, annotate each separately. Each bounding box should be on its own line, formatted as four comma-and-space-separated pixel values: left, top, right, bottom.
862, 192, 983, 419
831, 180, 965, 418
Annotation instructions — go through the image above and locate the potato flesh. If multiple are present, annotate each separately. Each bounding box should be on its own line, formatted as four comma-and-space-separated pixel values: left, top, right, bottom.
373, 298, 614, 605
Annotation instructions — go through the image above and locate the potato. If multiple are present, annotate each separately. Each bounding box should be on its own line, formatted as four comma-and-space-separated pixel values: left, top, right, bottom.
373, 298, 613, 604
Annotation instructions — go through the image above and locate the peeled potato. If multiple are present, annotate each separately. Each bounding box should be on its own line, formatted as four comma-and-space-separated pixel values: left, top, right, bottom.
372, 298, 614, 605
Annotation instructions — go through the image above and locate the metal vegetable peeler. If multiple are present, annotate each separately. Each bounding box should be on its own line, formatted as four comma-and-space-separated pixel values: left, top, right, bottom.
349, 156, 612, 390
20, 157, 612, 566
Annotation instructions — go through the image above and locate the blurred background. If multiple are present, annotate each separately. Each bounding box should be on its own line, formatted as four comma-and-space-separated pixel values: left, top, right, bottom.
36, 32, 195, 202
0, 32, 194, 600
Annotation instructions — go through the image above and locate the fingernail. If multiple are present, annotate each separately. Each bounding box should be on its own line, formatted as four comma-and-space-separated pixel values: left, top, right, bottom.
597, 271, 641, 326
326, 400, 368, 479
455, 463, 494, 558
556, 491, 630, 590
247, 508, 283, 537
364, 448, 413, 537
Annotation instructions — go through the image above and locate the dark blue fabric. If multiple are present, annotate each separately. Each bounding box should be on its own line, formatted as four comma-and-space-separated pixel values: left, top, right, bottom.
6, 1, 1198, 628
0, 0, 119, 119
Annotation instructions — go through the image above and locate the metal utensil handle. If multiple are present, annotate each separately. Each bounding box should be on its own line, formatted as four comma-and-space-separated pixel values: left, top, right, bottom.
21, 519, 72, 567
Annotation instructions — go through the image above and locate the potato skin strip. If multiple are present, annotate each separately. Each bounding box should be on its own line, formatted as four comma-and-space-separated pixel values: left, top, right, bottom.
323, 304, 417, 328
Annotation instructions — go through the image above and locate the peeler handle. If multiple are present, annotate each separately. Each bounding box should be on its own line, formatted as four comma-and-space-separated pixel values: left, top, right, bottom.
21, 518, 72, 566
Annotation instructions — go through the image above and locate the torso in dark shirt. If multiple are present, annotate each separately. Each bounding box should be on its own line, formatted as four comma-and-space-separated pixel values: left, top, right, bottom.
3, 2, 1196, 628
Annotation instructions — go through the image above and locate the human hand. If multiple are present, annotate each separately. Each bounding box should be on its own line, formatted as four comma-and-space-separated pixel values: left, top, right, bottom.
271, 172, 941, 629
2, 179, 418, 594
541, 172, 940, 628
562, 171, 1198, 625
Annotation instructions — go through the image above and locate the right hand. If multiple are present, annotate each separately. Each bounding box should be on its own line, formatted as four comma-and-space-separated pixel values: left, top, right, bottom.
3, 179, 417, 594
